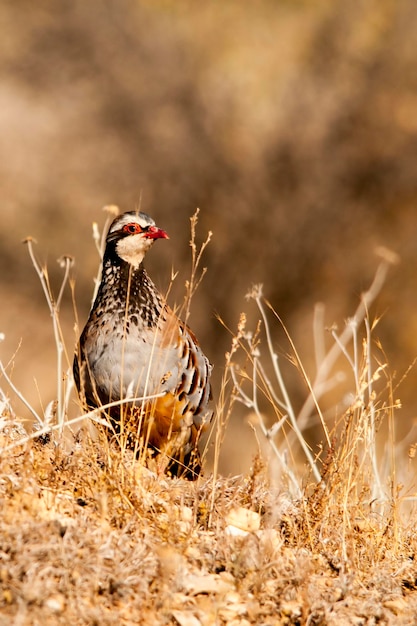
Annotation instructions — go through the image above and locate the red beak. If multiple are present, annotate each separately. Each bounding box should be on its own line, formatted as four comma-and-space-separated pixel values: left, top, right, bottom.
146, 226, 169, 240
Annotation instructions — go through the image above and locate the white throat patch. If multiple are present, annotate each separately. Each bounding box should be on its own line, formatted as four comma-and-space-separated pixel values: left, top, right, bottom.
116, 235, 153, 269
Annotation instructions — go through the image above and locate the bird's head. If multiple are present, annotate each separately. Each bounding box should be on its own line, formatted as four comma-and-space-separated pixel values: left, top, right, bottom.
106, 211, 169, 268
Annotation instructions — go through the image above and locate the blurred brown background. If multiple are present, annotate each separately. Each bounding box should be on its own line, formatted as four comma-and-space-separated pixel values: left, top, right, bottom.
1, 0, 417, 475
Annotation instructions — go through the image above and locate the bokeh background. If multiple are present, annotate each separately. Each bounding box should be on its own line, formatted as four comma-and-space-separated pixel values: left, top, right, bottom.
1, 0, 417, 474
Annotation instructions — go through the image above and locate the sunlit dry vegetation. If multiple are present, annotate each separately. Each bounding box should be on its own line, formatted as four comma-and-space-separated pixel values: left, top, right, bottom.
1, 209, 417, 624
1, 1, 417, 623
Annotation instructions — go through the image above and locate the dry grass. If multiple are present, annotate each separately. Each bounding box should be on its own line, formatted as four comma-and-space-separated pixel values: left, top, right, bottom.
1, 214, 417, 625
1, 416, 417, 624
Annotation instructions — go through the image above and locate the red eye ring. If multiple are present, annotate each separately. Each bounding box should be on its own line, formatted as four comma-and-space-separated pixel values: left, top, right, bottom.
123, 223, 142, 234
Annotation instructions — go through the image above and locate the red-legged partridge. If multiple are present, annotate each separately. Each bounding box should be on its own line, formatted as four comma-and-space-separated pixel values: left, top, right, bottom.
73, 211, 213, 478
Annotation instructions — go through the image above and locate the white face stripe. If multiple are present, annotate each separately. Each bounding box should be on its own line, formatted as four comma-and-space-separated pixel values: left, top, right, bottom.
109, 211, 156, 235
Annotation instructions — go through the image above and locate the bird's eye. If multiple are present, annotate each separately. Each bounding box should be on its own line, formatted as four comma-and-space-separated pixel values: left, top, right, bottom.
123, 223, 142, 234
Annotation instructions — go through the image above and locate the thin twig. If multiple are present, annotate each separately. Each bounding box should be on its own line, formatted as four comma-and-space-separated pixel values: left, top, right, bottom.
183, 209, 212, 325
255, 293, 323, 481
0, 354, 43, 426
296, 258, 392, 432
365, 316, 384, 500
23, 238, 73, 428
0, 391, 166, 455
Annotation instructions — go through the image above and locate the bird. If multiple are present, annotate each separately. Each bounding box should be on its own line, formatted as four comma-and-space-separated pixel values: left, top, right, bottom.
73, 210, 213, 479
